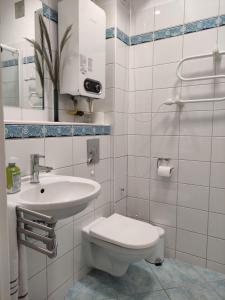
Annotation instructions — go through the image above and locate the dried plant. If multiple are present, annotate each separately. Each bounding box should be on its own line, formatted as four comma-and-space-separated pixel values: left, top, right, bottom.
25, 14, 72, 90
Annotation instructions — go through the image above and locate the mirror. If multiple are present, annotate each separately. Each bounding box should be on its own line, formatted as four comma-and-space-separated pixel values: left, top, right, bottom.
0, 0, 44, 111
0, 45, 20, 107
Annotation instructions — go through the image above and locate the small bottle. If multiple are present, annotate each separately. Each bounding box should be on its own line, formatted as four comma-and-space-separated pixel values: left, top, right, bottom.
6, 157, 21, 194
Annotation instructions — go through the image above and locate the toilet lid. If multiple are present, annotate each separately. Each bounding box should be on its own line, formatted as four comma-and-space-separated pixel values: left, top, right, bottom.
89, 214, 159, 249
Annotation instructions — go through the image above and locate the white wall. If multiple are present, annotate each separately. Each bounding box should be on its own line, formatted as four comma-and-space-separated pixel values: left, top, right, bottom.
5, 134, 112, 299
113, 0, 130, 214
95, 0, 130, 215
0, 85, 10, 299
128, 0, 225, 273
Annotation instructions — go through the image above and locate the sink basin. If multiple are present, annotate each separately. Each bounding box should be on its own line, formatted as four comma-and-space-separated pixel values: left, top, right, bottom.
8, 174, 101, 220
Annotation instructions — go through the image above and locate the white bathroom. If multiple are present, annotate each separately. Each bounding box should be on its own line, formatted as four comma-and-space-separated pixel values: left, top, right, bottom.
0, 0, 225, 299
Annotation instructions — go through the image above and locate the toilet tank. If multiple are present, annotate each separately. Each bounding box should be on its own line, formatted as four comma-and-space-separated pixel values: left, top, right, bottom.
58, 0, 106, 99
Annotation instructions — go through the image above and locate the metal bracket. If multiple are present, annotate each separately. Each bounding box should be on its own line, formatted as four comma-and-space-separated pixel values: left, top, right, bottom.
16, 207, 58, 259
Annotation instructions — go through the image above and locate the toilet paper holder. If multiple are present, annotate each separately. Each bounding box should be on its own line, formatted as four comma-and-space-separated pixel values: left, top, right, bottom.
157, 157, 173, 169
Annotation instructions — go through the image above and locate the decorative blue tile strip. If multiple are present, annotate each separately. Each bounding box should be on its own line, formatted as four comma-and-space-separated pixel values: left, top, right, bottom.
73, 125, 87, 136
131, 32, 154, 45
154, 25, 183, 41
5, 124, 111, 139
106, 27, 115, 39
1, 56, 35, 68
44, 125, 73, 137
5, 125, 24, 139
219, 15, 225, 26
0, 59, 18, 68
95, 125, 111, 135
5, 124, 45, 139
42, 3, 58, 23
184, 17, 218, 34
39, 4, 225, 47
23, 56, 35, 64
117, 28, 130, 46
130, 15, 225, 46
22, 125, 45, 138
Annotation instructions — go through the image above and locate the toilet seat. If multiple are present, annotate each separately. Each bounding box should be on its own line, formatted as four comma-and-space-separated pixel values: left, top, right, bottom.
89, 214, 159, 250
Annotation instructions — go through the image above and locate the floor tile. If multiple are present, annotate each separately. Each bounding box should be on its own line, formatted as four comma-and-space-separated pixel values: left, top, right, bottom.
66, 259, 225, 300
87, 261, 162, 297
117, 290, 169, 300
66, 285, 117, 300
150, 259, 205, 289
166, 283, 223, 300
194, 265, 225, 282
208, 279, 225, 299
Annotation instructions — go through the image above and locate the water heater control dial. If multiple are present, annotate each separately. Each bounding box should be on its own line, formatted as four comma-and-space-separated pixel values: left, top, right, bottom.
84, 79, 102, 95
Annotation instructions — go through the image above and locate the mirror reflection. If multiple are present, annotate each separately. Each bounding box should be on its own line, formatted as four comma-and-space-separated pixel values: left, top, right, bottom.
0, 45, 20, 107
0, 0, 44, 110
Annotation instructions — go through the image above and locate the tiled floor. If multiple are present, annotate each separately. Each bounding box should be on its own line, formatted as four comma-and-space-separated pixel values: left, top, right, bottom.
66, 259, 225, 300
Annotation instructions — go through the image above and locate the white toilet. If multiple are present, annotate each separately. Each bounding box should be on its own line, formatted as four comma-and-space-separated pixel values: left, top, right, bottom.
82, 214, 164, 276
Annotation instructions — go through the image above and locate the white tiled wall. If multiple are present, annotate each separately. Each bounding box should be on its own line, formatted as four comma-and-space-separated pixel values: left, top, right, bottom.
96, 0, 130, 214
5, 135, 112, 299
4, 1, 225, 299
128, 0, 225, 273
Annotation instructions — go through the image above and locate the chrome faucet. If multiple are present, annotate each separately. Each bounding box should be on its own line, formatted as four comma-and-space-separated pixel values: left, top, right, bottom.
30, 154, 53, 184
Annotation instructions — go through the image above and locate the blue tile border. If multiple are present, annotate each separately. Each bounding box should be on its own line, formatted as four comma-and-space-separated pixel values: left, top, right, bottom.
44, 125, 73, 137
40, 4, 225, 46
220, 15, 225, 26
106, 27, 115, 39
5, 124, 111, 139
22, 125, 45, 138
130, 15, 225, 45
109, 14, 225, 46
0, 56, 35, 69
42, 3, 58, 23
154, 25, 184, 41
117, 28, 130, 46
131, 32, 154, 45
23, 56, 35, 64
0, 59, 18, 68
184, 17, 218, 34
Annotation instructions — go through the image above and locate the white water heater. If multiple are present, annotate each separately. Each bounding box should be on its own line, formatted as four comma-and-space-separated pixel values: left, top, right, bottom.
58, 0, 106, 99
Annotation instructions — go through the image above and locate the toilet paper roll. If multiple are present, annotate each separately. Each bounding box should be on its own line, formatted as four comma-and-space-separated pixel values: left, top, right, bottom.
157, 165, 173, 177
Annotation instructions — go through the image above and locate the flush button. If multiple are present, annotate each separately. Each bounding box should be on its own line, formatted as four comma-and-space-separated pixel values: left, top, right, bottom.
87, 139, 100, 165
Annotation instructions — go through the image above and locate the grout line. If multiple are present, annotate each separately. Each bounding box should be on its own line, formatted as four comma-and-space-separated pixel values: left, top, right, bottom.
47, 276, 73, 299
205, 12, 220, 267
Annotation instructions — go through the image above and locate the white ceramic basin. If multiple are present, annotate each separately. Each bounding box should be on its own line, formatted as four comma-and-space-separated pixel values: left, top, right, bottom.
8, 174, 101, 220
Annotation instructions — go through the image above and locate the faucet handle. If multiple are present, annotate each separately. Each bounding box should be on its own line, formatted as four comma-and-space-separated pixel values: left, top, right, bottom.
31, 154, 45, 164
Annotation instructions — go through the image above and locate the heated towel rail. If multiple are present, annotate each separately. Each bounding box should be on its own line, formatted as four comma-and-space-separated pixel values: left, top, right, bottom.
16, 207, 58, 258
164, 49, 225, 106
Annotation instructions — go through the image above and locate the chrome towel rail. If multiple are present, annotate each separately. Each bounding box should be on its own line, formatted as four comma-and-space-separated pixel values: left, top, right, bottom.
16, 207, 58, 259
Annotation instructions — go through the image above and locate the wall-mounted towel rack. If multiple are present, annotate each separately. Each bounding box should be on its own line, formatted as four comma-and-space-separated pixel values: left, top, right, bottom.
164, 49, 225, 106
16, 207, 58, 258
164, 95, 225, 106
177, 49, 225, 82
0, 43, 19, 54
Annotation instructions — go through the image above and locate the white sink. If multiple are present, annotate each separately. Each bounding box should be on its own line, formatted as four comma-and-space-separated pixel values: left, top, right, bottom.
8, 174, 101, 220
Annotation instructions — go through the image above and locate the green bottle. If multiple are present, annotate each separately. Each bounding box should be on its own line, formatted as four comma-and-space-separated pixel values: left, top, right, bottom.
6, 157, 21, 194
